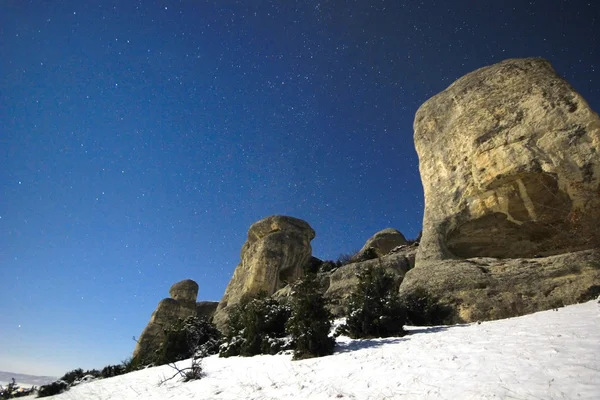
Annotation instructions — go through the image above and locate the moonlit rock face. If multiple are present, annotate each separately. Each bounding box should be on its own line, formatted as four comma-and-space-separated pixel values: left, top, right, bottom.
414, 57, 600, 261
212, 215, 315, 332
169, 279, 199, 302
358, 228, 408, 258
132, 279, 217, 363
399, 58, 600, 325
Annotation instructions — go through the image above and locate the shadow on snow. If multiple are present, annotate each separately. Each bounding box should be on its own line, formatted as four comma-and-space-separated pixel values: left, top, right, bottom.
334, 337, 407, 353
334, 324, 472, 353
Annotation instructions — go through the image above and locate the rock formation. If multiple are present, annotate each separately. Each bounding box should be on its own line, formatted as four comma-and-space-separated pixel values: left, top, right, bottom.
324, 244, 417, 316
400, 250, 600, 323
357, 228, 408, 258
400, 57, 600, 324
414, 57, 600, 261
133, 279, 218, 362
212, 215, 315, 331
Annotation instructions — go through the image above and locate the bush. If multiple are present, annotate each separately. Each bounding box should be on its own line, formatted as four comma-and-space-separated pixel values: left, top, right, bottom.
353, 247, 378, 263
400, 287, 454, 326
286, 273, 335, 360
341, 265, 406, 338
100, 363, 125, 378
318, 260, 339, 273
58, 368, 83, 385
37, 380, 69, 398
303, 257, 322, 274
220, 293, 292, 357
121, 355, 146, 373
0, 378, 35, 399
154, 316, 221, 366
59, 368, 100, 385
181, 356, 203, 382
0, 378, 16, 399
336, 251, 358, 266
159, 350, 205, 385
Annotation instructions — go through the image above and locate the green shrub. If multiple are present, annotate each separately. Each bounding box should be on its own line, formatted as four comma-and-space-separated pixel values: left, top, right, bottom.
58, 368, 83, 385
400, 287, 454, 326
341, 265, 406, 338
353, 247, 378, 263
303, 257, 322, 274
100, 363, 125, 378
154, 316, 221, 366
121, 355, 145, 373
0, 378, 16, 399
336, 251, 358, 266
577, 285, 600, 303
0, 379, 35, 399
220, 293, 292, 357
286, 273, 335, 360
37, 380, 69, 398
318, 260, 339, 273
58, 368, 100, 385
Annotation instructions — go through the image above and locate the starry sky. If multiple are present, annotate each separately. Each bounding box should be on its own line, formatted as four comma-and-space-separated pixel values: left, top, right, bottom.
1, 0, 598, 377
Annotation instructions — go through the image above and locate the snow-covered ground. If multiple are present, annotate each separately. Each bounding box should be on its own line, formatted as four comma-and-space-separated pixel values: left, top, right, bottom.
33, 300, 600, 399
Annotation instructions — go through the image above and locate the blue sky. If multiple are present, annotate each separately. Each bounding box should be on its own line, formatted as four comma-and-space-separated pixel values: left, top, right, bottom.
1, 0, 598, 377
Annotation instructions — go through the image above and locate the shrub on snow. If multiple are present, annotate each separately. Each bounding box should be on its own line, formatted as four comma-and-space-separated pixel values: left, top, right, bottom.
400, 287, 454, 326
37, 380, 69, 398
219, 293, 292, 357
286, 273, 335, 360
341, 264, 406, 338
154, 315, 221, 366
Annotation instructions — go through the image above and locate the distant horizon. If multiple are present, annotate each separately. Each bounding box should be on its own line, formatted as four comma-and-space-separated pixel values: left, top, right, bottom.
0, 370, 57, 386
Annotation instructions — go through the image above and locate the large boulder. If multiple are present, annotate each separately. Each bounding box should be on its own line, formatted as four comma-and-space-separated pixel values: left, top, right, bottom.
169, 279, 198, 302
414, 57, 600, 261
213, 215, 315, 331
358, 228, 409, 258
133, 280, 218, 363
401, 58, 600, 324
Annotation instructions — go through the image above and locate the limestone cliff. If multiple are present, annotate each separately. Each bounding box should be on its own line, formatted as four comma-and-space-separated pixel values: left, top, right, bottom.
400, 58, 600, 324
414, 57, 600, 261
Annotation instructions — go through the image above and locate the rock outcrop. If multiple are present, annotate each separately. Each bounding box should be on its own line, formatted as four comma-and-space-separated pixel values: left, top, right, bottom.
415, 57, 600, 261
400, 57, 600, 324
169, 279, 198, 302
133, 279, 218, 362
400, 250, 600, 323
212, 215, 315, 331
358, 228, 408, 258
324, 244, 417, 316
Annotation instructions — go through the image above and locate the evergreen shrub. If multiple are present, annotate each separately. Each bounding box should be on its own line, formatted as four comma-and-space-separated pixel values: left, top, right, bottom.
154, 316, 221, 366
219, 293, 291, 357
342, 265, 406, 338
400, 287, 454, 326
37, 381, 69, 398
286, 273, 335, 360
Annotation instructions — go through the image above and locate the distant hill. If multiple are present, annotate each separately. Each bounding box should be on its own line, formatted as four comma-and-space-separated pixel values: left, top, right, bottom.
0, 371, 56, 387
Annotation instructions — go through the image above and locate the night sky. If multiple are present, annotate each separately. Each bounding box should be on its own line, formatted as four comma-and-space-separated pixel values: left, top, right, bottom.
1, 1, 598, 376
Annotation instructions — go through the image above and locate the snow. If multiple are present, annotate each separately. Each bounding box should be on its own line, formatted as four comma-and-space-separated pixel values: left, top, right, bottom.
36, 300, 600, 399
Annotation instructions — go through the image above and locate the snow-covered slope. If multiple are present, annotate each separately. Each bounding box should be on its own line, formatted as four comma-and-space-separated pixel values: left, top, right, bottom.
42, 300, 600, 399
